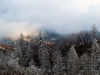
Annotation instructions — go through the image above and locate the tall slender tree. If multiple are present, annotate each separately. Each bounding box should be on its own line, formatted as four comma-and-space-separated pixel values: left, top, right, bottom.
80, 53, 90, 75
91, 24, 98, 39
67, 46, 79, 75
16, 33, 26, 67
25, 45, 34, 67
53, 45, 63, 75
90, 38, 100, 74
38, 31, 50, 74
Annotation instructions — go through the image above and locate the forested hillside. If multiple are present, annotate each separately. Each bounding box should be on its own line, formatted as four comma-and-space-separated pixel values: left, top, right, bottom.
0, 25, 99, 75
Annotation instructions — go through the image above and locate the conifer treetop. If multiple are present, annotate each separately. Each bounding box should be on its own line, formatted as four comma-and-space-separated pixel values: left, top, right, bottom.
91, 38, 100, 55
91, 24, 98, 39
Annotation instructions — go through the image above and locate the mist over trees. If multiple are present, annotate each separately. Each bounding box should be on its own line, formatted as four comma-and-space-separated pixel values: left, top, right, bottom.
0, 25, 100, 75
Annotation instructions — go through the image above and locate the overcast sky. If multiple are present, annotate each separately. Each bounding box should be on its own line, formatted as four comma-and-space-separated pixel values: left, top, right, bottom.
0, 0, 100, 38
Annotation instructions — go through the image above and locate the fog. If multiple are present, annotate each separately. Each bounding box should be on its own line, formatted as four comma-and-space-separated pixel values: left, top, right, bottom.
0, 0, 100, 38
0, 19, 39, 38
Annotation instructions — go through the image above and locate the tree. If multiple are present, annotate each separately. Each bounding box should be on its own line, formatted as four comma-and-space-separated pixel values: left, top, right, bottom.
67, 46, 79, 75
16, 33, 26, 67
38, 31, 50, 74
76, 31, 91, 45
80, 53, 90, 75
0, 51, 9, 65
53, 45, 63, 75
25, 45, 34, 67
90, 38, 100, 74
91, 24, 98, 39
91, 38, 100, 58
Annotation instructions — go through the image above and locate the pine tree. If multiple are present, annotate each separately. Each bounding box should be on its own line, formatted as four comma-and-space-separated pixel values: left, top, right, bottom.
91, 38, 100, 58
53, 45, 63, 75
91, 24, 98, 39
90, 38, 100, 74
67, 46, 79, 75
16, 33, 26, 67
80, 53, 90, 75
38, 31, 50, 74
38, 31, 44, 45
25, 45, 34, 67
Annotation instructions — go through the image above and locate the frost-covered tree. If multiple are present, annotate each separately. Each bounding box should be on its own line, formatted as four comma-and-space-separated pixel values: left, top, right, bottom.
90, 38, 100, 74
53, 46, 63, 75
38, 31, 44, 45
7, 57, 43, 75
25, 65, 43, 75
91, 38, 100, 58
0, 51, 9, 65
67, 46, 79, 75
7, 58, 20, 69
91, 24, 98, 39
15, 33, 26, 67
38, 31, 50, 74
25, 45, 34, 67
80, 53, 90, 75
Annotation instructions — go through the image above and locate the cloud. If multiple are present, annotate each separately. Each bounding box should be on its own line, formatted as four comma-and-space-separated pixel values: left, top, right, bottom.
0, 19, 40, 38
0, 0, 100, 37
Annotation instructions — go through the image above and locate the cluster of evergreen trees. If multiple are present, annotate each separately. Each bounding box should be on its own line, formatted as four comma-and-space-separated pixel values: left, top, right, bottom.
0, 25, 99, 75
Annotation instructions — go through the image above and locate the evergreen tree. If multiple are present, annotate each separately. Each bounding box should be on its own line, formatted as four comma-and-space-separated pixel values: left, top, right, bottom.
0, 51, 8, 65
91, 38, 100, 58
16, 33, 26, 67
38, 31, 50, 74
90, 38, 100, 74
67, 46, 79, 75
25, 45, 34, 67
91, 24, 98, 39
53, 45, 63, 75
80, 53, 90, 75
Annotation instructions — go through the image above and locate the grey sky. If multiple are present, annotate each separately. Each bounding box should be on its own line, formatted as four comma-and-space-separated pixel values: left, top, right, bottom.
0, 0, 100, 37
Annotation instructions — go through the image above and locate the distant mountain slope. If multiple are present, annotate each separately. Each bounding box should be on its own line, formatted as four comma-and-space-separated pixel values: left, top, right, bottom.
45, 31, 61, 38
